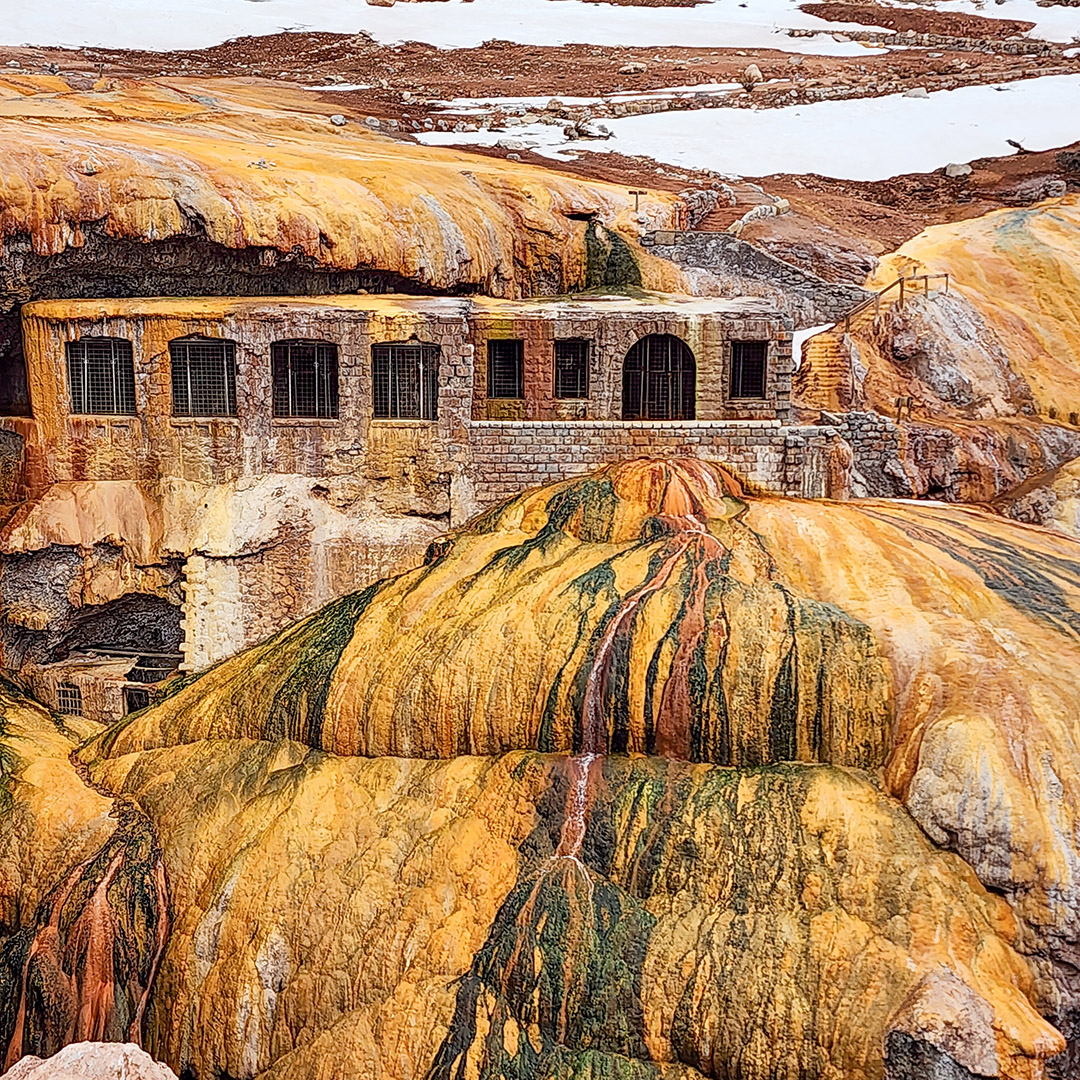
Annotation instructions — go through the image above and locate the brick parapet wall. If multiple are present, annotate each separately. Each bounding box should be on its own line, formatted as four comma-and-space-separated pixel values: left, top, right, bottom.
458, 419, 847, 517
834, 411, 912, 497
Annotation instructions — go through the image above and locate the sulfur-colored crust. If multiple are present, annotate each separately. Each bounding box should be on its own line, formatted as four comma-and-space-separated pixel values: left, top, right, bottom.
77, 744, 1066, 1080
0, 683, 114, 933
870, 196, 1080, 421
0, 75, 684, 298
9, 460, 1080, 1077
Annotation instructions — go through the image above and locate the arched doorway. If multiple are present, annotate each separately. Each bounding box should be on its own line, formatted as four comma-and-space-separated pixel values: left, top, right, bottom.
622, 335, 696, 420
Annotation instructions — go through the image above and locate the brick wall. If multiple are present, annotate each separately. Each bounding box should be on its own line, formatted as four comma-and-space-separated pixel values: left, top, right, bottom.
458, 419, 847, 516
467, 310, 792, 423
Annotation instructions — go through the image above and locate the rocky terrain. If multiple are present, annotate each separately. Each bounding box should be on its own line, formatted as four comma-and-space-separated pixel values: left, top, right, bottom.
7, 460, 1080, 1078
4, 0, 1080, 1075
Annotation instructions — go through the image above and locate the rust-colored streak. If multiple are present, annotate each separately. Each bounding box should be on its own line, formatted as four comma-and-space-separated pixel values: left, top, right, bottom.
2, 811, 171, 1071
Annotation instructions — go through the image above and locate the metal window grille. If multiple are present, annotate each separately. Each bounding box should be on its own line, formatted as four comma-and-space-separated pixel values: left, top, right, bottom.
65, 338, 136, 415
170, 338, 238, 417
554, 339, 590, 399
371, 342, 440, 419
56, 682, 83, 716
622, 335, 696, 420
487, 340, 524, 400
731, 341, 768, 399
272, 341, 339, 418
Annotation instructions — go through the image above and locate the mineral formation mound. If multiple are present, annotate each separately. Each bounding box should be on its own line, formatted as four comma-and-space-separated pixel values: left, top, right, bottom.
794, 196, 1080, 508
5, 458, 1080, 1078
0, 75, 682, 304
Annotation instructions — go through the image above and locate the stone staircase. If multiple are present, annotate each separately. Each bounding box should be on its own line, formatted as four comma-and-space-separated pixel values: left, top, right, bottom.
796, 332, 853, 412
794, 271, 951, 411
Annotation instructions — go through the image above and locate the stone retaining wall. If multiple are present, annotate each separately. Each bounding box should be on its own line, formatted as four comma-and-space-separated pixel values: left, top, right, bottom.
459, 419, 847, 516
644, 231, 868, 325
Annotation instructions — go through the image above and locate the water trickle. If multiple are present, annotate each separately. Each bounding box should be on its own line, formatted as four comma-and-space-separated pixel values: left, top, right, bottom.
556, 462, 733, 860
556, 751, 599, 859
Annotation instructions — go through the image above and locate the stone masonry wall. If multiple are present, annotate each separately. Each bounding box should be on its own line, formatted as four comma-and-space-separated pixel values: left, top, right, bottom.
458, 419, 847, 516
468, 310, 792, 423
644, 232, 869, 324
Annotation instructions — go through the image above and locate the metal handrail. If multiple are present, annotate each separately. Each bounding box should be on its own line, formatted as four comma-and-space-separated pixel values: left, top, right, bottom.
842, 271, 950, 333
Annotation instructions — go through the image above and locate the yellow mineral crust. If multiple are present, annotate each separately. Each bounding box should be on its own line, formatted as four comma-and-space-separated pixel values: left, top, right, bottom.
80, 458, 1080, 1029
75, 739, 1063, 1080
871, 196, 1080, 420
0, 686, 114, 934
0, 75, 683, 297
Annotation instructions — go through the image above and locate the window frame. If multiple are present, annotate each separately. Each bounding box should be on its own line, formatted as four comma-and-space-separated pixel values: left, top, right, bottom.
486, 339, 525, 401
553, 338, 591, 401
621, 334, 696, 421
271, 339, 340, 420
371, 341, 440, 421
730, 340, 769, 400
56, 682, 83, 716
169, 336, 239, 418
65, 337, 137, 417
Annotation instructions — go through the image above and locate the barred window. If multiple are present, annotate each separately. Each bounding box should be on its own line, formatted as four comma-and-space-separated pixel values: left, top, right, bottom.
56, 682, 83, 716
372, 342, 439, 420
731, 341, 768, 399
272, 340, 339, 419
65, 338, 136, 416
554, 339, 590, 400
170, 337, 237, 417
487, 340, 524, 400
622, 334, 696, 421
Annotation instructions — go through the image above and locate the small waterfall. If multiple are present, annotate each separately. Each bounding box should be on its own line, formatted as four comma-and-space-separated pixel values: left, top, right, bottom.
556, 462, 730, 861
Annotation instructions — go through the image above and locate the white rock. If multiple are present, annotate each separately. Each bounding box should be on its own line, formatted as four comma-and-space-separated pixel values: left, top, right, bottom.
619, 62, 647, 75
904, 87, 930, 99
944, 162, 973, 178
6, 1043, 178, 1080
329, 114, 347, 126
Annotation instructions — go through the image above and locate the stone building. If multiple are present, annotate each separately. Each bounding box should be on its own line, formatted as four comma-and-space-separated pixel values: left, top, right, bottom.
0, 291, 849, 722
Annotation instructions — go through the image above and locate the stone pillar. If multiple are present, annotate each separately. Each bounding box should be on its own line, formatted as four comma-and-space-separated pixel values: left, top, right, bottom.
180, 554, 245, 673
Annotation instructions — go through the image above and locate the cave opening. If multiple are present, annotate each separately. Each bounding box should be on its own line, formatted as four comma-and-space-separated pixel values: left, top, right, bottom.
49, 593, 183, 664
0, 315, 30, 417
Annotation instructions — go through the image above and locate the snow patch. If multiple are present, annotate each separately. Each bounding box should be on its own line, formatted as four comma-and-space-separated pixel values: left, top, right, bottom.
4, 0, 898, 54
420, 73, 1080, 181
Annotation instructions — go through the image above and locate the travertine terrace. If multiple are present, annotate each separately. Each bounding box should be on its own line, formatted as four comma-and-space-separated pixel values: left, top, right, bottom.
4, 3, 1080, 1078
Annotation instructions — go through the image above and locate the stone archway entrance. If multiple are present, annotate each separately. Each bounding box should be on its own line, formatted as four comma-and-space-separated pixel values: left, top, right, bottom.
621, 334, 696, 420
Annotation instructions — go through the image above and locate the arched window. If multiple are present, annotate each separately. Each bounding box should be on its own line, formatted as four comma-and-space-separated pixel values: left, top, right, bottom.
372, 342, 439, 420
65, 338, 136, 415
622, 334, 696, 420
170, 336, 237, 417
272, 340, 339, 419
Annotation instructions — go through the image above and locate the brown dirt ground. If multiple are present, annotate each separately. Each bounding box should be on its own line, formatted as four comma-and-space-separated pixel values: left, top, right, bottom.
800, 2, 1036, 38
1, 24, 1070, 106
